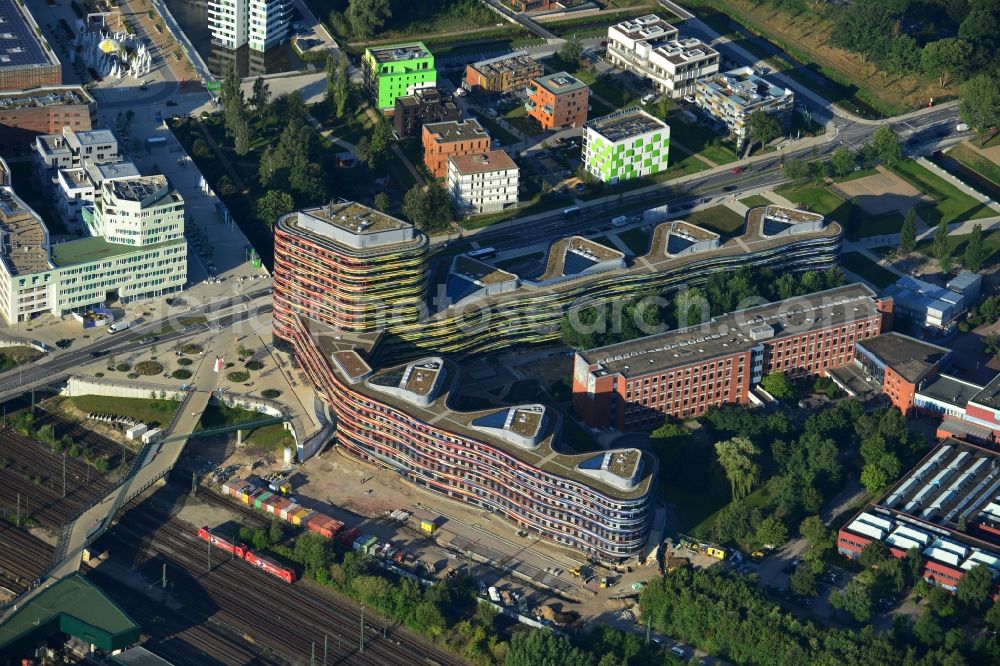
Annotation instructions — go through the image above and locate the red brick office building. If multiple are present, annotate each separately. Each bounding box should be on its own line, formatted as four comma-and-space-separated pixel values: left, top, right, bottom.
573, 284, 893, 430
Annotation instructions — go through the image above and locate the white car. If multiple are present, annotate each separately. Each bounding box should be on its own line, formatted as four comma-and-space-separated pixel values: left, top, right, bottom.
454, 88, 467, 97
640, 93, 657, 105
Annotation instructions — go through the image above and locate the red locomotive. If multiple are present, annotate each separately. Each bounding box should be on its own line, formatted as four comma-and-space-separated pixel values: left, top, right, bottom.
196, 526, 296, 584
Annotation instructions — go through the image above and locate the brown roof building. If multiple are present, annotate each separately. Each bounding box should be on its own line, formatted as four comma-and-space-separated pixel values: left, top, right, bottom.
421, 119, 490, 178
526, 72, 589, 130
465, 53, 543, 95
0, 86, 96, 158
393, 87, 461, 138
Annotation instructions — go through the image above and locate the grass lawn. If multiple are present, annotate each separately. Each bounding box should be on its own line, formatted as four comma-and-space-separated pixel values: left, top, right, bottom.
739, 194, 772, 208
947, 143, 1000, 188
890, 160, 994, 225
199, 404, 293, 451
685, 206, 745, 235
590, 235, 614, 248
776, 182, 905, 241
494, 251, 544, 271
776, 183, 844, 215
916, 229, 1000, 271
840, 252, 898, 289
473, 114, 519, 147
459, 193, 568, 230
618, 227, 651, 255
667, 117, 737, 164
65, 395, 179, 428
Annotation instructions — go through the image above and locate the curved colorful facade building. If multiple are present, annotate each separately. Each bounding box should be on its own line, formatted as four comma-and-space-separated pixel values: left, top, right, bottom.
286, 313, 657, 560
273, 203, 428, 340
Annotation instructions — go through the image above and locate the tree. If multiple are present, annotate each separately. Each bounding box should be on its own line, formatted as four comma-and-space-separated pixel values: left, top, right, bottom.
859, 540, 890, 568
220, 63, 243, 111
784, 158, 809, 181
871, 126, 903, 166
268, 518, 283, 545
956, 563, 994, 608
327, 57, 351, 119
290, 159, 326, 204
800, 515, 834, 555
755, 516, 788, 548
932, 218, 953, 271
899, 208, 917, 254
830, 0, 895, 62
345, 0, 392, 40
256, 190, 295, 227
965, 222, 985, 272
790, 566, 817, 597
374, 192, 391, 212
831, 574, 874, 622
715, 436, 761, 501
231, 112, 252, 156
250, 76, 271, 112
921, 38, 973, 86
760, 372, 795, 400
861, 452, 900, 493
559, 33, 584, 65
216, 175, 236, 196
402, 183, 453, 233
505, 629, 594, 666
358, 119, 393, 169
913, 608, 944, 647
746, 110, 782, 146
960, 74, 1000, 146
294, 533, 333, 577
830, 147, 855, 178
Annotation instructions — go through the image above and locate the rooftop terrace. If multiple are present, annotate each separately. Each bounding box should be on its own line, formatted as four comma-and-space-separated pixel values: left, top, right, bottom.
586, 108, 667, 143
581, 283, 879, 378
305, 202, 406, 234
653, 38, 717, 65
703, 67, 791, 105
471, 52, 540, 75
0, 85, 90, 109
0, 188, 49, 276
368, 42, 432, 64
610, 14, 678, 43
108, 175, 168, 203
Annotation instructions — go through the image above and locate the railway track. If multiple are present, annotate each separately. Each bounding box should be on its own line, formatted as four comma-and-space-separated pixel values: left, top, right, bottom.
85, 568, 281, 666
32, 410, 134, 468
101, 491, 465, 666
0, 426, 113, 529
0, 523, 51, 594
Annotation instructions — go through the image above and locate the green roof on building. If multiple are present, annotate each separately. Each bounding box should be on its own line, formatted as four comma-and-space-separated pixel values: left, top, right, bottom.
50, 236, 184, 268
0, 572, 141, 656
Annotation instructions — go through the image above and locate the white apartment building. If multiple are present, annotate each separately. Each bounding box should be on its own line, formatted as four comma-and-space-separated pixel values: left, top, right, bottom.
606, 14, 719, 98
447, 150, 519, 215
0, 161, 187, 324
35, 127, 119, 170
694, 66, 794, 146
210, 0, 289, 52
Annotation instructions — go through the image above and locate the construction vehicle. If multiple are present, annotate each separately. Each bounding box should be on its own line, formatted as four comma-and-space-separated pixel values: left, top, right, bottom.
706, 546, 728, 560
569, 566, 582, 577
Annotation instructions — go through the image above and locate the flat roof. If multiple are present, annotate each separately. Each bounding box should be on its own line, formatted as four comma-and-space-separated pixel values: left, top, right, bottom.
108, 175, 168, 203
540, 235, 625, 280
0, 0, 58, 71
857, 332, 950, 383
533, 72, 588, 96
842, 440, 1000, 566
0, 572, 140, 650
88, 161, 140, 182
424, 119, 487, 143
918, 373, 983, 409
470, 53, 540, 76
50, 236, 182, 268
367, 42, 431, 63
972, 374, 1000, 411
449, 150, 516, 175
453, 255, 516, 286
586, 108, 667, 143
73, 129, 115, 146
302, 201, 406, 234
0, 187, 50, 276
0, 85, 91, 109
609, 14, 677, 43
332, 350, 372, 381
652, 38, 717, 65
581, 283, 879, 378
701, 66, 791, 106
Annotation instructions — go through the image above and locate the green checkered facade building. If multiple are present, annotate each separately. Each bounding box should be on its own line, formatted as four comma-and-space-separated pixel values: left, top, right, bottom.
362, 43, 437, 111
583, 109, 670, 184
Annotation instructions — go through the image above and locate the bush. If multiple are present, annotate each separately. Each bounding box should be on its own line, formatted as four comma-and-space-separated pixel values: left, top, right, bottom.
68, 443, 82, 458
128, 372, 140, 379
115, 363, 131, 372
261, 389, 281, 399
134, 360, 163, 376
172, 368, 192, 380
95, 372, 104, 378
245, 360, 264, 371
177, 357, 193, 366
181, 343, 202, 355
94, 456, 109, 473
227, 370, 250, 383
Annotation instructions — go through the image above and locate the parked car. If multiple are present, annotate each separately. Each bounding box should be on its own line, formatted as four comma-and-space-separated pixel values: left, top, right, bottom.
166, 100, 178, 107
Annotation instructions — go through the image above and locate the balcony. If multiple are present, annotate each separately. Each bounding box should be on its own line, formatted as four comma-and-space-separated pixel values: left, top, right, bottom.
524, 100, 535, 111
542, 105, 552, 115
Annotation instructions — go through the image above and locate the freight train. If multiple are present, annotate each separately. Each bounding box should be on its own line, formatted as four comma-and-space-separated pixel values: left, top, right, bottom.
220, 478, 408, 564
197, 526, 296, 583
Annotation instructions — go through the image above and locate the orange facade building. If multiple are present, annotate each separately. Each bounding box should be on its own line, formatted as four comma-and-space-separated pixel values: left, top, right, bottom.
421, 119, 490, 178
526, 72, 589, 130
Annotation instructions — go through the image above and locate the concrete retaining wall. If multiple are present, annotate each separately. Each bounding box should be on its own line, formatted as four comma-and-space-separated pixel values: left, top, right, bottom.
62, 376, 188, 401
0, 338, 47, 353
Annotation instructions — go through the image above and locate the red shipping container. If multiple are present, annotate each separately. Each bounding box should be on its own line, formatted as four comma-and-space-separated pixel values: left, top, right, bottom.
338, 527, 361, 546
323, 519, 345, 538
269, 497, 290, 516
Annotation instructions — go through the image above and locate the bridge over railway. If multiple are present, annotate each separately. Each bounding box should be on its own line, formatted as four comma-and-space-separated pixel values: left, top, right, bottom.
0, 377, 291, 628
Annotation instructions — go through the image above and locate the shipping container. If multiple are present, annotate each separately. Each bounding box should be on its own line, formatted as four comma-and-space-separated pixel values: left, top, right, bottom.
244, 551, 295, 583
393, 550, 406, 564
306, 513, 332, 537
361, 536, 379, 554
280, 503, 300, 521
290, 508, 313, 526
222, 478, 246, 496
197, 526, 247, 559
269, 497, 291, 516
338, 527, 362, 546
254, 491, 274, 510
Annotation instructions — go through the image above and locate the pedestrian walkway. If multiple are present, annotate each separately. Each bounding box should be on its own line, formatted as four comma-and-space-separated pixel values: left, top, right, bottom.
762, 190, 796, 208
725, 200, 750, 217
